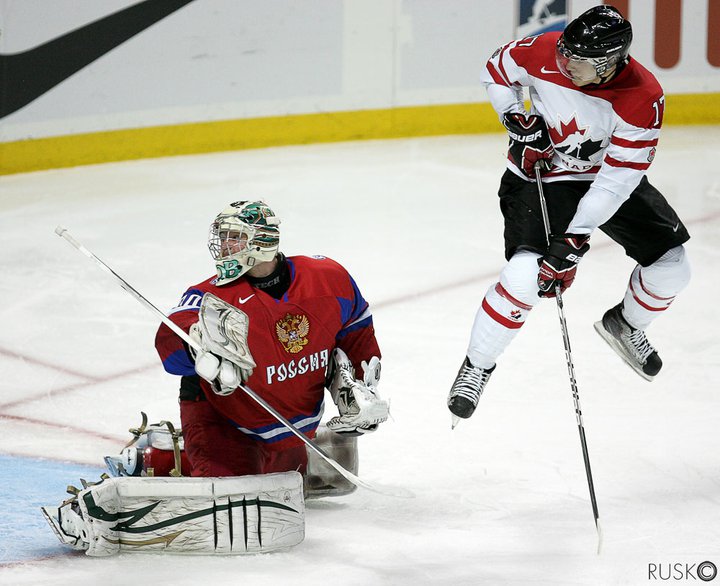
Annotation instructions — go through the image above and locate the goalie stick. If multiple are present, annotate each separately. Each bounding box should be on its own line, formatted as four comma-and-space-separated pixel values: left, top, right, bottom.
534, 164, 602, 553
55, 226, 411, 499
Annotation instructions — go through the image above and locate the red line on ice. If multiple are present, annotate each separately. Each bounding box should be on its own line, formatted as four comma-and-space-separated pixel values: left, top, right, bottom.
0, 210, 716, 441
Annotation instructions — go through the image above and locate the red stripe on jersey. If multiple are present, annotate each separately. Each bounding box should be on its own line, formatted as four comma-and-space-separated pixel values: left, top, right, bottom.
604, 155, 651, 170
610, 136, 659, 149
481, 298, 523, 329
487, 61, 511, 87
494, 283, 533, 311
497, 45, 513, 87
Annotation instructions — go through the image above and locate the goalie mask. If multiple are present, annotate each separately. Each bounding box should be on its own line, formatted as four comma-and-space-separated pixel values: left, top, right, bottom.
208, 200, 281, 285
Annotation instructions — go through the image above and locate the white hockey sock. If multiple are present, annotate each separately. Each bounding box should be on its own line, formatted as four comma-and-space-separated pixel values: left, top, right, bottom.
467, 252, 541, 368
622, 245, 691, 330
467, 283, 531, 368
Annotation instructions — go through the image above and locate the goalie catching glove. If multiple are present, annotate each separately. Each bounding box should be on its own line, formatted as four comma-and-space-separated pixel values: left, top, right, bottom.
326, 348, 389, 436
189, 293, 257, 396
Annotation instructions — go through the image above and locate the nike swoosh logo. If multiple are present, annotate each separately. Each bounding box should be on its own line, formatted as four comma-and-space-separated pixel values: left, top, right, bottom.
0, 0, 197, 119
238, 295, 255, 304
673, 223, 680, 232
541, 66, 561, 74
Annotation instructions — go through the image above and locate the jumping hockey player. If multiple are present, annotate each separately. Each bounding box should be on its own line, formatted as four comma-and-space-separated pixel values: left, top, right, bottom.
447, 5, 691, 423
155, 200, 389, 476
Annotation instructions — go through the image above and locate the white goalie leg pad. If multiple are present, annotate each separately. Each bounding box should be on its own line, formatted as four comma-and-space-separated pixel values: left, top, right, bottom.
42, 472, 305, 556
304, 424, 358, 499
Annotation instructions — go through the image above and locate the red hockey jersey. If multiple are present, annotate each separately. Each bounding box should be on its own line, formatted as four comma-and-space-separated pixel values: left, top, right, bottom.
155, 255, 381, 450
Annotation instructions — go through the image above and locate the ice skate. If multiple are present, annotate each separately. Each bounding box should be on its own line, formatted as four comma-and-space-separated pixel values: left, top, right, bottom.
594, 303, 662, 381
447, 358, 495, 428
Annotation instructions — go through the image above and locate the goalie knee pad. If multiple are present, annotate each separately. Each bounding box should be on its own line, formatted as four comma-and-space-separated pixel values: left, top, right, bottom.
304, 424, 358, 499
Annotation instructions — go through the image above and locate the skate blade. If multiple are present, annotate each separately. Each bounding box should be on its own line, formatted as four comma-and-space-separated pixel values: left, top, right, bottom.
41, 506, 63, 541
593, 321, 654, 382
451, 414, 461, 430
41, 506, 78, 547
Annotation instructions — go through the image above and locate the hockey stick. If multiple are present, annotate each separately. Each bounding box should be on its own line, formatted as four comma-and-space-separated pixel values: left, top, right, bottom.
55, 226, 411, 499
533, 165, 602, 551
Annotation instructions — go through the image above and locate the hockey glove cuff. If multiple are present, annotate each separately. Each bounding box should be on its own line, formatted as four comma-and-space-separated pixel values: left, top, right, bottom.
503, 112, 554, 177
537, 233, 590, 297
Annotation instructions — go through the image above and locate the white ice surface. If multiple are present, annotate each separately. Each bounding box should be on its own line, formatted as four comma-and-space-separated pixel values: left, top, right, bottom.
1, 128, 719, 585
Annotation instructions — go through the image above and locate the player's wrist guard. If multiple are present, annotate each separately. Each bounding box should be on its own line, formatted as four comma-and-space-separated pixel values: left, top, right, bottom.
538, 233, 590, 297
503, 112, 554, 177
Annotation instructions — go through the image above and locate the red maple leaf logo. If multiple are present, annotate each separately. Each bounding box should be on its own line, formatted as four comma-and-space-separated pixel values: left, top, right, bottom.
549, 117, 585, 144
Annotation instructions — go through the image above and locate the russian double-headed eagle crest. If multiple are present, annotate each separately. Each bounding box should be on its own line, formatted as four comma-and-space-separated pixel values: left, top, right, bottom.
275, 313, 310, 354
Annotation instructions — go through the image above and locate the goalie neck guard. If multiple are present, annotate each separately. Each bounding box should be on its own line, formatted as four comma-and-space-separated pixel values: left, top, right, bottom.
208, 200, 281, 286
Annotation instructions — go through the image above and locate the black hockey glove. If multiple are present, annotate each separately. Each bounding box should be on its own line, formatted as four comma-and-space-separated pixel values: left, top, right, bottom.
503, 112, 554, 177
537, 233, 590, 297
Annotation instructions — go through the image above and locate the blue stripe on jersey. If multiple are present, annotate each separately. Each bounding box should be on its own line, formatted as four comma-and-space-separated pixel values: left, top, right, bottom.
281, 259, 297, 303
337, 296, 355, 325
169, 288, 204, 315
337, 275, 369, 326
163, 348, 196, 376
337, 315, 373, 340
230, 399, 324, 444
347, 275, 368, 321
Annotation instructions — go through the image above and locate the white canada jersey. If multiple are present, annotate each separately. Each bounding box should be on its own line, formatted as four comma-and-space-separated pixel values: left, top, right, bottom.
481, 32, 665, 233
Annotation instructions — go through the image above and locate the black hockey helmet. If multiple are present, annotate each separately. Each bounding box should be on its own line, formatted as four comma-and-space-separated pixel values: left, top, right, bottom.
556, 5, 632, 80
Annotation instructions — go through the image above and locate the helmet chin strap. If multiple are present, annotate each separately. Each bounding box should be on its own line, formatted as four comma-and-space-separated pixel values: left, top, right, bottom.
595, 59, 626, 84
